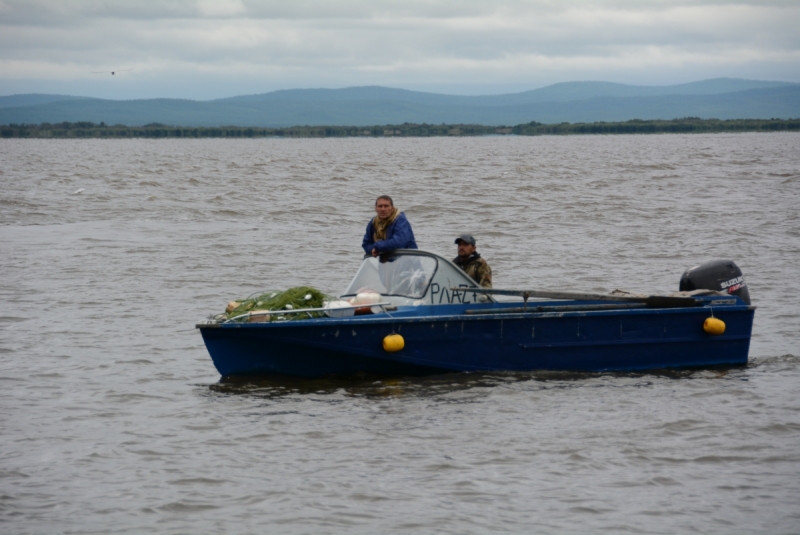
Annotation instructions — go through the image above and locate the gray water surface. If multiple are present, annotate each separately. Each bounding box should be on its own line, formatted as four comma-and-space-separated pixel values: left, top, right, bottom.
1, 134, 799, 534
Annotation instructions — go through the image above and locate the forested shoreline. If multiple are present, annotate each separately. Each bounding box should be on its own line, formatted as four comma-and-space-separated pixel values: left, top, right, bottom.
1, 118, 798, 138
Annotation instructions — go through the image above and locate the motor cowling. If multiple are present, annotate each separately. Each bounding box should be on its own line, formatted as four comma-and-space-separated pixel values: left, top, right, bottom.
679, 260, 750, 305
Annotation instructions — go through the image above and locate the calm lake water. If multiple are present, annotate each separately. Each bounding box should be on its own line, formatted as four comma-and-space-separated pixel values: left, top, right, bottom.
1, 134, 799, 534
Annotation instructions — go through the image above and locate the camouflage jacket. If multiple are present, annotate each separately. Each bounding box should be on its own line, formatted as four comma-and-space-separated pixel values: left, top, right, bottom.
453, 253, 492, 288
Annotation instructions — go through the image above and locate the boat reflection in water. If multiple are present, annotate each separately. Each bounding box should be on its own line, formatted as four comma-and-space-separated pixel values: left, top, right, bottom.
197, 250, 755, 378
207, 367, 743, 402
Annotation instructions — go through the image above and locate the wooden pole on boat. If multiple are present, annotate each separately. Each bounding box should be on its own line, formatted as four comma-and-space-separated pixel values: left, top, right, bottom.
450, 287, 701, 308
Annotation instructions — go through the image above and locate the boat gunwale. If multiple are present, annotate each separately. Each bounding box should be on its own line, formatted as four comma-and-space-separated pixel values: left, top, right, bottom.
196, 298, 754, 330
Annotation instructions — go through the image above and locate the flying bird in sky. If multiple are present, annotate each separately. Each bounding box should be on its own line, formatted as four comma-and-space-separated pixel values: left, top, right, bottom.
91, 68, 135, 75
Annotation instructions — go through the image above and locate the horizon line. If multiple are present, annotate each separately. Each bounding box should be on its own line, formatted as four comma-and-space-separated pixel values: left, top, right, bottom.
2, 76, 798, 102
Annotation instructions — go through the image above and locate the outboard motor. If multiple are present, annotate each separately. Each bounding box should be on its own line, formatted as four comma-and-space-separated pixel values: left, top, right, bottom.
679, 260, 750, 305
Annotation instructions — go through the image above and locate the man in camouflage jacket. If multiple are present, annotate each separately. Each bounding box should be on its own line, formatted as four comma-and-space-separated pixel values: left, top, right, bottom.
453, 234, 492, 288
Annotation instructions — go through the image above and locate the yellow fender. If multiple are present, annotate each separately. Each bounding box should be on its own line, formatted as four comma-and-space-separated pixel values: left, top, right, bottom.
383, 334, 405, 352
704, 317, 726, 335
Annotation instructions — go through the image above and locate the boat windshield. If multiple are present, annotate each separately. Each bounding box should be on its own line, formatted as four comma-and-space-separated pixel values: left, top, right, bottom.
343, 254, 438, 299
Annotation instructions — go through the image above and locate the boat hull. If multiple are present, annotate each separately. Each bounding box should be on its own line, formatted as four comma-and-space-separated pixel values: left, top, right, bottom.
198, 299, 755, 377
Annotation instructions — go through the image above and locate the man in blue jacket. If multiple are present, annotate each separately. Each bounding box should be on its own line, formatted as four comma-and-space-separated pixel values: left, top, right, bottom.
362, 195, 418, 257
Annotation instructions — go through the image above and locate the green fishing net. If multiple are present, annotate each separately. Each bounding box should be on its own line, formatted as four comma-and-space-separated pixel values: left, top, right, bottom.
224, 286, 332, 320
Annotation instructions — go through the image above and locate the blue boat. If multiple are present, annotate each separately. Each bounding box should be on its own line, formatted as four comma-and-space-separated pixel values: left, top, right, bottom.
197, 250, 755, 377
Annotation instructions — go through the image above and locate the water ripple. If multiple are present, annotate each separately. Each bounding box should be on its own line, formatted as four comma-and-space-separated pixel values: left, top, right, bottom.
1, 134, 799, 534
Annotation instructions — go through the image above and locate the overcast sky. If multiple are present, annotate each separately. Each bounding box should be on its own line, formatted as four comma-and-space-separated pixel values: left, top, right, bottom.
1, 0, 798, 99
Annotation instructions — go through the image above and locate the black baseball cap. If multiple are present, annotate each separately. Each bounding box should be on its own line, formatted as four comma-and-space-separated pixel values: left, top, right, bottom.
455, 234, 476, 245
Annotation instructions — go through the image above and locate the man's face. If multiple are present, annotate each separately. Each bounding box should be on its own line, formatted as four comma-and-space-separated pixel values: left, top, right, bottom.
375, 199, 393, 220
457, 241, 476, 258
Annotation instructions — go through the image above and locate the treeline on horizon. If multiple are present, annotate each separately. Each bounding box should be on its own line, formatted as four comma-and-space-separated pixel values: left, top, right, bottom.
2, 118, 799, 138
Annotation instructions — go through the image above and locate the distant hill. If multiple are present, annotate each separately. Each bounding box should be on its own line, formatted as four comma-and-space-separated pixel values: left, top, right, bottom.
216, 78, 794, 107
1, 78, 797, 127
0, 94, 88, 109
490, 78, 796, 104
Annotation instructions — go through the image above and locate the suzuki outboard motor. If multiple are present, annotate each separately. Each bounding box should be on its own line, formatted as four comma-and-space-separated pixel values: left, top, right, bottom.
679, 260, 750, 305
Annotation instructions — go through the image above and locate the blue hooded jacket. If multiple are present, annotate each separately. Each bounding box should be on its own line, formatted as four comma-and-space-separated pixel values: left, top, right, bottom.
362, 212, 418, 255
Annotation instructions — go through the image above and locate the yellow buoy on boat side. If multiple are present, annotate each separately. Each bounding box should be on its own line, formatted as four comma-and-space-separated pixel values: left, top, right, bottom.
704, 317, 726, 335
383, 334, 405, 352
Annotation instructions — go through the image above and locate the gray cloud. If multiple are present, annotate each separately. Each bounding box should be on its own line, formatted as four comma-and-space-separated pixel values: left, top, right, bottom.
0, 0, 797, 99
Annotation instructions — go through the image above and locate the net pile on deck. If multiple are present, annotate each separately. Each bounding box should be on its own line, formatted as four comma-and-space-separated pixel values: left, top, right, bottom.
220, 286, 332, 322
